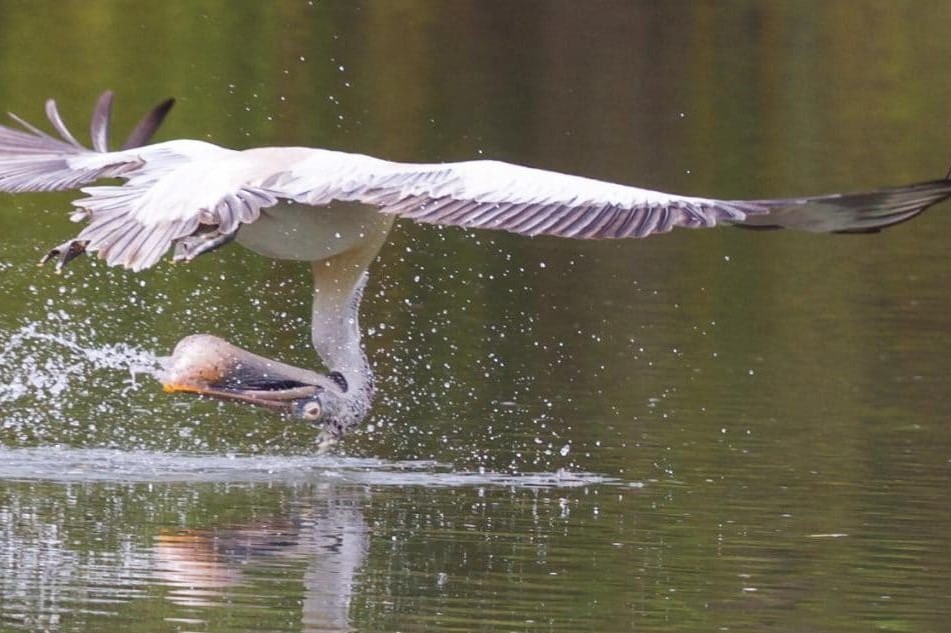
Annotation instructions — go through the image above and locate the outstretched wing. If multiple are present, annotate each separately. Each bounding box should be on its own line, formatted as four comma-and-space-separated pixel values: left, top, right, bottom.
2, 92, 950, 275
280, 155, 768, 239
280, 154, 951, 240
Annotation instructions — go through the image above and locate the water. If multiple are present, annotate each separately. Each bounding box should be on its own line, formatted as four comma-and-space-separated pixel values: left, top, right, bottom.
2, 1, 951, 631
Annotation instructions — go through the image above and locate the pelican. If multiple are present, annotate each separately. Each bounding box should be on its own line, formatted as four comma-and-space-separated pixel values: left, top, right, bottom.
3, 91, 950, 447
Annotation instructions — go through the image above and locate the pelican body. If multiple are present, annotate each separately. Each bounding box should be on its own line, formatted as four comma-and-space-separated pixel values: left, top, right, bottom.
3, 92, 950, 447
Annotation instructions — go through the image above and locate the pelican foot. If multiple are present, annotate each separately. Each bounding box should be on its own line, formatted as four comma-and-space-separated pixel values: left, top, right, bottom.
172, 229, 237, 263
39, 239, 88, 272
315, 429, 339, 454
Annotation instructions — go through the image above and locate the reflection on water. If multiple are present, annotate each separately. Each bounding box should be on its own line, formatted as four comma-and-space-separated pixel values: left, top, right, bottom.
0, 481, 370, 632
0, 449, 621, 630
0, 465, 624, 632
153, 489, 367, 632
2, 457, 949, 632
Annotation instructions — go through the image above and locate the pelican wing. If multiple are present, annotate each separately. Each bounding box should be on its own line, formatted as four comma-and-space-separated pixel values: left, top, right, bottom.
282, 156, 768, 239
73, 179, 280, 271
0, 91, 174, 192
0, 92, 251, 271
3, 92, 951, 274
282, 155, 951, 239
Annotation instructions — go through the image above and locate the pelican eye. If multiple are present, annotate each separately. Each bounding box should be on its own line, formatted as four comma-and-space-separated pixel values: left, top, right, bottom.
328, 371, 348, 392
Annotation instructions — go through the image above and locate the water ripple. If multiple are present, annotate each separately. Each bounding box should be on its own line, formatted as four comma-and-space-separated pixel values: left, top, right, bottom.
0, 446, 626, 488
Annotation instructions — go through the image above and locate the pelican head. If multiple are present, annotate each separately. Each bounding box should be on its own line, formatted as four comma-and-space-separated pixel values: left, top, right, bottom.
160, 334, 368, 446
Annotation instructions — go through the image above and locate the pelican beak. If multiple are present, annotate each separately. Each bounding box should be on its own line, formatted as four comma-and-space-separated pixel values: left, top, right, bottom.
159, 334, 327, 417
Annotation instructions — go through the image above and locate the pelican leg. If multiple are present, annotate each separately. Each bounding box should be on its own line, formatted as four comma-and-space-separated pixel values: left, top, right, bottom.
172, 228, 238, 263
39, 239, 88, 272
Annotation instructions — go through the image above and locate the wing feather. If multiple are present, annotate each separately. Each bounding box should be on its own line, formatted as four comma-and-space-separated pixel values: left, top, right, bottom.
0, 92, 171, 193
288, 154, 951, 240
89, 91, 113, 153
43, 99, 84, 149
66, 143, 951, 273
574, 204, 614, 238
506, 202, 554, 233
741, 180, 951, 233
135, 223, 181, 270
2, 113, 71, 148
216, 195, 240, 234
104, 222, 146, 265
121, 98, 175, 150
70, 176, 280, 270
278, 156, 772, 240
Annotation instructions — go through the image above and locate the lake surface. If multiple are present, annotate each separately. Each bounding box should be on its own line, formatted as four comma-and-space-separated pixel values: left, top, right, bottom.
2, 2, 951, 631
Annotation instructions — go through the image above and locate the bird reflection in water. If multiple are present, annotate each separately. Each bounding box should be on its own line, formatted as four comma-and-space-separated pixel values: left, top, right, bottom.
152, 489, 367, 630
4, 91, 951, 448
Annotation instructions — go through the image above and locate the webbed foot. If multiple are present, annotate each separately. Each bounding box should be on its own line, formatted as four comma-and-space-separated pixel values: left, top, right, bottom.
172, 229, 237, 263
39, 239, 88, 272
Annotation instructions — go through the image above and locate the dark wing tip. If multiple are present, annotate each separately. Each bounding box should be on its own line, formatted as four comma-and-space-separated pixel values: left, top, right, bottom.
121, 97, 175, 150
740, 179, 951, 234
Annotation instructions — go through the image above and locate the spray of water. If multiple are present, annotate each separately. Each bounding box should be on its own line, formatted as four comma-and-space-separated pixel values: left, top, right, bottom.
0, 316, 165, 444
0, 321, 161, 400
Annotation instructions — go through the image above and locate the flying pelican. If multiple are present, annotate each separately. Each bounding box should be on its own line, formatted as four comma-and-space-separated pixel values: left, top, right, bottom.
2, 91, 950, 447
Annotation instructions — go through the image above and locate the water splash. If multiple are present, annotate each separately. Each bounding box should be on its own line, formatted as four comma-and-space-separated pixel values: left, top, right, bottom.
0, 319, 164, 443
0, 320, 161, 402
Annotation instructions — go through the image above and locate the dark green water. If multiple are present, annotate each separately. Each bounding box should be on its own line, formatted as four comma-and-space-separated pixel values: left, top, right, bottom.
2, 2, 951, 631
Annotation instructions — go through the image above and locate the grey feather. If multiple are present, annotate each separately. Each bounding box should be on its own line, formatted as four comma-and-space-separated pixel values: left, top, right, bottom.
90, 91, 113, 152
121, 98, 175, 150
0, 92, 163, 195
105, 222, 146, 265
739, 180, 951, 233
135, 223, 180, 270
217, 196, 239, 234
44, 99, 83, 148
